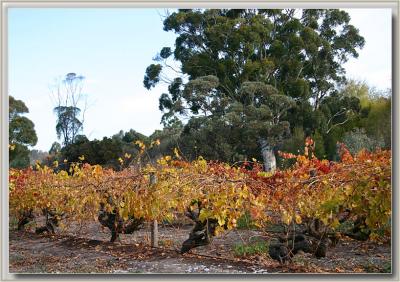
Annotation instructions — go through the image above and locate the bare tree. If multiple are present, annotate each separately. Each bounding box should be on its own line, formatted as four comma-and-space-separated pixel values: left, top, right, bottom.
50, 73, 87, 146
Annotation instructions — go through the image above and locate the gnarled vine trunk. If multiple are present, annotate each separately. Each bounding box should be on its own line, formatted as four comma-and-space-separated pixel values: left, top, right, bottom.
259, 138, 276, 172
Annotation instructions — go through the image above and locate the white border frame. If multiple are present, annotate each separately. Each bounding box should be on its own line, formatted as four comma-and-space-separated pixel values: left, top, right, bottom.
1, 1, 398, 281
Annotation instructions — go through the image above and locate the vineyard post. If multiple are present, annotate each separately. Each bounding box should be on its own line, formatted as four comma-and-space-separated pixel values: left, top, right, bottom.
150, 172, 158, 247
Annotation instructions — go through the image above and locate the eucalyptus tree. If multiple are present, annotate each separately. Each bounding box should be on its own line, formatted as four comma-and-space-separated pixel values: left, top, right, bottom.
144, 9, 364, 170
51, 73, 87, 146
9, 96, 38, 168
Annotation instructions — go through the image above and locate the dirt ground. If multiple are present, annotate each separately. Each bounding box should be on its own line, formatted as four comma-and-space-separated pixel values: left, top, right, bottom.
9, 220, 392, 274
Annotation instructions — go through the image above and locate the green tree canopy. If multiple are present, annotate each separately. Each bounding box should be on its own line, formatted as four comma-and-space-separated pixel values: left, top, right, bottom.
144, 9, 365, 170
9, 96, 38, 168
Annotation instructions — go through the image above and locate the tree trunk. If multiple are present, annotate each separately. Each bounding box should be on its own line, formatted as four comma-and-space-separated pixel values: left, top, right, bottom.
259, 138, 276, 172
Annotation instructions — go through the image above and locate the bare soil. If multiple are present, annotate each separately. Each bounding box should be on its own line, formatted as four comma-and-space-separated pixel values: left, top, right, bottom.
9, 220, 391, 274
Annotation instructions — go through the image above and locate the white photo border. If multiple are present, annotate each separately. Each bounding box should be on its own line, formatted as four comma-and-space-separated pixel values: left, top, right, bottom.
1, 1, 398, 281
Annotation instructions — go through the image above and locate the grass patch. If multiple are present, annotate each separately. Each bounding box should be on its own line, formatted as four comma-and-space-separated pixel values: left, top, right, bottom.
381, 261, 391, 273
363, 259, 391, 273
233, 240, 269, 257
9, 253, 25, 263
9, 216, 18, 230
236, 211, 256, 229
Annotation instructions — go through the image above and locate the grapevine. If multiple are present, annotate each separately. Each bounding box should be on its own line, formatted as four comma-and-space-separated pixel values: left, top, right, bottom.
9, 139, 391, 253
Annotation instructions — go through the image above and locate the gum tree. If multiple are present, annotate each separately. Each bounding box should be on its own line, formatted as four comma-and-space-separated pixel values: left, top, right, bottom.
144, 9, 364, 170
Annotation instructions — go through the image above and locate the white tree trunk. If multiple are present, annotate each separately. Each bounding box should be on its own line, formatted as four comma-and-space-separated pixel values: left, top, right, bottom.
259, 138, 276, 172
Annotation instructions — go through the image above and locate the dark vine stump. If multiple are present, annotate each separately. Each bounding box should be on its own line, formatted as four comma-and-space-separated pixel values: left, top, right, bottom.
180, 201, 226, 254
98, 203, 144, 242
35, 208, 63, 234
17, 209, 35, 231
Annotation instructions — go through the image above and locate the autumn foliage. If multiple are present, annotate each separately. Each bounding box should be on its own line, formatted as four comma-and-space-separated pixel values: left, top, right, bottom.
9, 139, 391, 241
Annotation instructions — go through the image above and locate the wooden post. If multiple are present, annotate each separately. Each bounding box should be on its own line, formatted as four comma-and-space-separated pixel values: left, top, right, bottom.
150, 172, 158, 247
151, 220, 158, 247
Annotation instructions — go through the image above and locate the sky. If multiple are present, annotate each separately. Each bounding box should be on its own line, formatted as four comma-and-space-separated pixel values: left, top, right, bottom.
8, 8, 392, 151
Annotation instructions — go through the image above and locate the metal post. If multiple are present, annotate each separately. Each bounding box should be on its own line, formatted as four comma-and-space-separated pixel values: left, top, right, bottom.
150, 172, 158, 247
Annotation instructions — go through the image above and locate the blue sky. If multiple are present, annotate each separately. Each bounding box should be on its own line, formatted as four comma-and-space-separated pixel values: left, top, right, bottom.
8, 8, 392, 151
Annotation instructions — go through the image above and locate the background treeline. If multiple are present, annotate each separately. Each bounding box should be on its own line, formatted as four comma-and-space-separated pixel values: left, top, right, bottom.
9, 9, 391, 170
18, 80, 390, 171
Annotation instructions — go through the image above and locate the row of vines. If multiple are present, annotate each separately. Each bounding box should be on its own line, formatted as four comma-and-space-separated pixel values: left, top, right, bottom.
9, 138, 391, 258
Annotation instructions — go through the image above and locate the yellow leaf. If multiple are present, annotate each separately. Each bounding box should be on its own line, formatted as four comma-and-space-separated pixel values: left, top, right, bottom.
121, 208, 129, 221
217, 216, 225, 226
78, 155, 85, 161
174, 148, 181, 159
331, 218, 340, 229
344, 185, 353, 196
198, 209, 210, 222
282, 211, 292, 225
214, 226, 225, 236
254, 222, 262, 228
295, 214, 302, 224
135, 140, 146, 150
164, 213, 174, 222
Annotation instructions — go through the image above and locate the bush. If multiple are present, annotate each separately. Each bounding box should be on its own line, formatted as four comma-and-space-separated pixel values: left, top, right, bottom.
342, 128, 384, 155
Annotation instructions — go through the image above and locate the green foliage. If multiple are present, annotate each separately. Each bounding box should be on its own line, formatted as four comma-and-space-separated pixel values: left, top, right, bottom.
49, 142, 62, 155
342, 128, 384, 155
340, 80, 371, 108
9, 96, 38, 168
59, 129, 156, 170
179, 117, 237, 161
382, 261, 392, 273
363, 260, 391, 273
149, 119, 183, 158
233, 240, 269, 257
311, 130, 326, 159
337, 80, 391, 150
9, 143, 31, 168
363, 96, 391, 149
61, 135, 124, 170
144, 9, 365, 166
119, 129, 149, 144
278, 126, 305, 168
54, 106, 82, 145
236, 211, 255, 229
9, 96, 38, 147
143, 64, 162, 90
